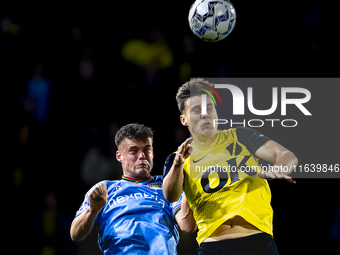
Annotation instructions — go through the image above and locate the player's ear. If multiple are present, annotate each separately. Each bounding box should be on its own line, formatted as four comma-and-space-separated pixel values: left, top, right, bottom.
116, 150, 122, 162
180, 114, 188, 127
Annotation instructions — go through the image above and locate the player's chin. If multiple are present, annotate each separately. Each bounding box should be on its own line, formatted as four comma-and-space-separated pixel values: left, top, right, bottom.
134, 165, 152, 176
198, 126, 216, 137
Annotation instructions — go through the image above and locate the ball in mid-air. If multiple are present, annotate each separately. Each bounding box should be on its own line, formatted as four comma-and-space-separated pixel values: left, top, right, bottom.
188, 0, 236, 42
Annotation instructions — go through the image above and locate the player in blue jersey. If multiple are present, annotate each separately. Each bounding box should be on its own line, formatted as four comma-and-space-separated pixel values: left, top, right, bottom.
70, 123, 196, 255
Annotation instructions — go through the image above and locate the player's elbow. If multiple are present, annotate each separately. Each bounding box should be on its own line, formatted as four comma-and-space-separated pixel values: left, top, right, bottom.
280, 150, 298, 174
178, 221, 197, 233
70, 234, 77, 242
70, 230, 78, 242
70, 228, 79, 242
181, 224, 197, 233
285, 150, 298, 167
176, 210, 197, 233
163, 191, 181, 203
70, 230, 85, 242
162, 184, 181, 203
70, 223, 85, 242
291, 152, 298, 167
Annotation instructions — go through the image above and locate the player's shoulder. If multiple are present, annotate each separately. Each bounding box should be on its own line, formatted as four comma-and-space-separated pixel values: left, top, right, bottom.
220, 126, 262, 139
233, 126, 269, 141
234, 126, 257, 134
227, 127, 271, 154
220, 126, 251, 134
217, 128, 238, 141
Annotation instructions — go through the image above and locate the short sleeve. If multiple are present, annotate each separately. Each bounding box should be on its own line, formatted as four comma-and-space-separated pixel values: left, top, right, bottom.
170, 193, 183, 219
163, 153, 176, 178
235, 127, 270, 154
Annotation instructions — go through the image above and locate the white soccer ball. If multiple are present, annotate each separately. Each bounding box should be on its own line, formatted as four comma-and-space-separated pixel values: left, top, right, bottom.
188, 0, 236, 42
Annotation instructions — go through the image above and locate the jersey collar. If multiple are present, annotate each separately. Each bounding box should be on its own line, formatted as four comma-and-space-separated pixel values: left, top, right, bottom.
121, 174, 152, 184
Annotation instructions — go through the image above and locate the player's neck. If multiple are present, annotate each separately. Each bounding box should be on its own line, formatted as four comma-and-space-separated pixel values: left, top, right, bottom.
192, 132, 218, 148
122, 173, 152, 183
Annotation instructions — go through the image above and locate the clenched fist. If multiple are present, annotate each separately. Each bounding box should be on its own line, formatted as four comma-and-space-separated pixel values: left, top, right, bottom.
89, 183, 107, 212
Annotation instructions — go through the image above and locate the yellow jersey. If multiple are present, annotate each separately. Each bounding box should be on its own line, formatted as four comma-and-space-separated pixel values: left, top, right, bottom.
164, 127, 273, 245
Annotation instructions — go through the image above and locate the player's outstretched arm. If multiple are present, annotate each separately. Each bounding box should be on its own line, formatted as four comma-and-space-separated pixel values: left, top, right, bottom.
163, 138, 192, 203
70, 183, 107, 242
255, 140, 298, 184
175, 193, 197, 233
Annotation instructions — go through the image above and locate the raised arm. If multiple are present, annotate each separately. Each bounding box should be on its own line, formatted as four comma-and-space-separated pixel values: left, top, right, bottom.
70, 183, 107, 242
255, 140, 298, 184
163, 138, 192, 203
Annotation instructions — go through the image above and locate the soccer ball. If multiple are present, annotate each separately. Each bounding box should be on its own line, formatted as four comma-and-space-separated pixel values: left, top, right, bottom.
188, 0, 236, 42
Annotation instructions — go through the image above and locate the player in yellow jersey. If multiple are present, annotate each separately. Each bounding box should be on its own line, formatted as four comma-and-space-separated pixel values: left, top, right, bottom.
163, 78, 298, 255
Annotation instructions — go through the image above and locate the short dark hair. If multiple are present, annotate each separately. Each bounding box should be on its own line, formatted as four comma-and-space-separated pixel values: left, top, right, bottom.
115, 123, 154, 148
176, 78, 215, 113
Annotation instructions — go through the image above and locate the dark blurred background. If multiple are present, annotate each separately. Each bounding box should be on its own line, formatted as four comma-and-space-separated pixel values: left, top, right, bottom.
3, 0, 340, 254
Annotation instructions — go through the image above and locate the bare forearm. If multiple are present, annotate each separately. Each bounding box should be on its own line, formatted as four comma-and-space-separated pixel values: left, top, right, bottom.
273, 150, 298, 174
163, 163, 184, 203
70, 207, 99, 242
